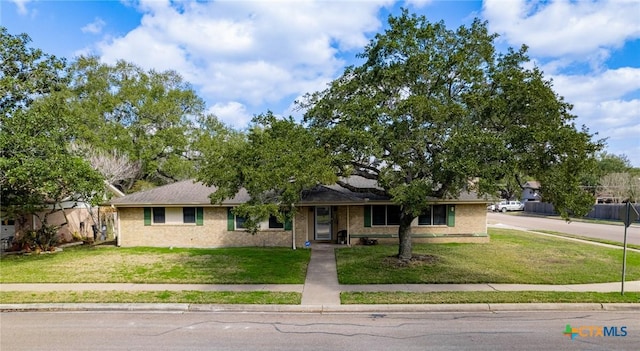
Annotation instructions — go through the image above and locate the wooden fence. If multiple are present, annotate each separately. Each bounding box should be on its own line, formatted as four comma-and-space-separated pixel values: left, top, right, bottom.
524, 202, 640, 222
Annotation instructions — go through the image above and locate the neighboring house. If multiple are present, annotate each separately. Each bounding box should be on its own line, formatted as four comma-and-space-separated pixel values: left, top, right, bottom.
0, 215, 16, 250
521, 181, 541, 202
109, 177, 490, 248
2, 181, 126, 245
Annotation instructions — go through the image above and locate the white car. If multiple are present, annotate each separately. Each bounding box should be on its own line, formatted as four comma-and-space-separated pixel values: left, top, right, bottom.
495, 200, 524, 212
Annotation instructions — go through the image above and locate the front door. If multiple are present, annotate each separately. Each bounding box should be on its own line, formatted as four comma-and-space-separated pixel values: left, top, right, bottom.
315, 206, 332, 241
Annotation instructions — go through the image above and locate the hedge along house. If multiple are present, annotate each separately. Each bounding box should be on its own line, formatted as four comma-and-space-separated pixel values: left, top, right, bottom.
109, 177, 490, 248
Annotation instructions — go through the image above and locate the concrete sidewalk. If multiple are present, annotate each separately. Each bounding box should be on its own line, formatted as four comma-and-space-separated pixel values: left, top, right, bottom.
1, 243, 639, 312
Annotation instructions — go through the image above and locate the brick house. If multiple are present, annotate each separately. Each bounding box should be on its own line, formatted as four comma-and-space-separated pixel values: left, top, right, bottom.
109, 177, 490, 248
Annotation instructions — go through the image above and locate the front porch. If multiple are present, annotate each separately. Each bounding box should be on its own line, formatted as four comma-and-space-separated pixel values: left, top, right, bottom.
296, 203, 489, 246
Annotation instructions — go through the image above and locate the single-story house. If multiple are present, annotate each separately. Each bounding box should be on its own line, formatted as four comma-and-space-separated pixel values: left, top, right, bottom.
108, 177, 490, 248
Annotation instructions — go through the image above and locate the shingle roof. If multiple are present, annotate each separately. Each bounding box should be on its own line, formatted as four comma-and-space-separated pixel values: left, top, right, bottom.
108, 180, 249, 206
109, 177, 487, 207
523, 181, 541, 189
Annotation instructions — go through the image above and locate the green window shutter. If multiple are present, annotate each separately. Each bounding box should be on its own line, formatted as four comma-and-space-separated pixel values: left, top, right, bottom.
364, 206, 371, 227
284, 218, 292, 231
227, 208, 235, 231
447, 205, 456, 227
144, 207, 151, 226
196, 207, 204, 226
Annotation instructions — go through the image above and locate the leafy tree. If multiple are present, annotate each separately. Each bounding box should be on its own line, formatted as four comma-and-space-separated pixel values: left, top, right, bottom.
300, 10, 602, 259
1, 28, 105, 232
0, 27, 66, 118
596, 152, 631, 174
196, 112, 335, 234
581, 152, 632, 192
66, 56, 205, 191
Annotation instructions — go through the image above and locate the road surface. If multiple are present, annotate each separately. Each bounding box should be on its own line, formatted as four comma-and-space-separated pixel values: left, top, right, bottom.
1, 311, 638, 350
488, 212, 640, 246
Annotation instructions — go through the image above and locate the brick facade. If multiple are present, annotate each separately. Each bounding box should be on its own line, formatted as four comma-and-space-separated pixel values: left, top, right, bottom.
117, 203, 488, 247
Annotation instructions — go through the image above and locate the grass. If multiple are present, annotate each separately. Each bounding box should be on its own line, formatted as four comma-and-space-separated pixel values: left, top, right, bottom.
503, 211, 628, 226
532, 230, 640, 251
2, 228, 639, 305
336, 228, 640, 284
0, 291, 300, 304
341, 291, 640, 304
0, 246, 310, 284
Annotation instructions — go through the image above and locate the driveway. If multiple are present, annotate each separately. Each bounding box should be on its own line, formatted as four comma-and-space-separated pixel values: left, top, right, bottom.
487, 212, 640, 246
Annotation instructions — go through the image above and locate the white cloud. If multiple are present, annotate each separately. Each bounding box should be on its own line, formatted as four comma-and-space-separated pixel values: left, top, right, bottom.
483, 0, 640, 58
94, 0, 391, 127
403, 0, 433, 9
549, 68, 640, 149
81, 18, 106, 34
10, 0, 31, 15
569, 99, 640, 136
550, 67, 640, 102
208, 102, 252, 129
484, 1, 640, 166
600, 123, 640, 166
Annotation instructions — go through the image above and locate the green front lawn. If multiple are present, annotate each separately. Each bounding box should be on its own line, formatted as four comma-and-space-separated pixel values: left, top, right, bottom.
532, 230, 640, 250
336, 228, 640, 284
0, 246, 310, 284
0, 291, 301, 304
342, 291, 640, 304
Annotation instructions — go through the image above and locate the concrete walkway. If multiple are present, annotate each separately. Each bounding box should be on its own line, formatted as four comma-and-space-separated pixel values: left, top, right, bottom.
2, 243, 639, 307
301, 244, 340, 305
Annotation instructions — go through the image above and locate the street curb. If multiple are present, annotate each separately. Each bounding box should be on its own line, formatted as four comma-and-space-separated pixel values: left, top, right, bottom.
1, 303, 638, 313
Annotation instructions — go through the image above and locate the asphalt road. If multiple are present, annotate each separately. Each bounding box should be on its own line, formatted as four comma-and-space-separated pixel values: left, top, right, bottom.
487, 212, 640, 246
1, 311, 638, 350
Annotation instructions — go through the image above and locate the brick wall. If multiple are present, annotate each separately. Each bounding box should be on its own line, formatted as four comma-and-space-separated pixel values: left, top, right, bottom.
118, 207, 310, 248
346, 203, 488, 244
117, 203, 488, 248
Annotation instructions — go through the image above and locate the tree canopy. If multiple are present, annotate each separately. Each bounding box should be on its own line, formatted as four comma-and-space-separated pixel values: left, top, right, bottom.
66, 56, 207, 191
1, 28, 104, 223
1, 27, 212, 230
300, 10, 603, 259
197, 112, 335, 234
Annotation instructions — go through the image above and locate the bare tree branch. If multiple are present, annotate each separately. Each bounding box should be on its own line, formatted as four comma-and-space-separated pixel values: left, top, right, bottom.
69, 142, 141, 188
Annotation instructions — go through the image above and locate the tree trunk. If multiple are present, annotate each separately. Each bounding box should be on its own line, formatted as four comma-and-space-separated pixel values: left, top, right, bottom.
397, 210, 415, 260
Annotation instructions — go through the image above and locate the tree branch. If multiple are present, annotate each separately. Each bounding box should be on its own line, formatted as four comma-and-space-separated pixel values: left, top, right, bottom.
335, 180, 388, 197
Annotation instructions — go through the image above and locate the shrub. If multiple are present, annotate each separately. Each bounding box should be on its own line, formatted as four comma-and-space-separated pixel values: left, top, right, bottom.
14, 225, 60, 252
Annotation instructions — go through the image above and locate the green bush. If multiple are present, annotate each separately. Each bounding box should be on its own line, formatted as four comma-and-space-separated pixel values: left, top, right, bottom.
15, 225, 59, 252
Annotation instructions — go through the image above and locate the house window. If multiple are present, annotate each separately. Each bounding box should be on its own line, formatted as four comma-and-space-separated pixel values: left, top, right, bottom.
153, 208, 165, 224
227, 208, 289, 231
183, 208, 196, 223
371, 205, 401, 226
235, 216, 247, 229
268, 215, 284, 229
418, 205, 447, 226
144, 207, 203, 226
235, 215, 284, 229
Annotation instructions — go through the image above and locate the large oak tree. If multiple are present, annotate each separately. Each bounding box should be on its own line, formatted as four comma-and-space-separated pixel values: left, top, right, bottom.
0, 28, 104, 226
300, 11, 603, 259
66, 56, 206, 191
197, 112, 335, 235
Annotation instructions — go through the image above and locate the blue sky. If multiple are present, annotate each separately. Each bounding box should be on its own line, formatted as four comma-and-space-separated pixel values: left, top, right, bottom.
3, 0, 639, 166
